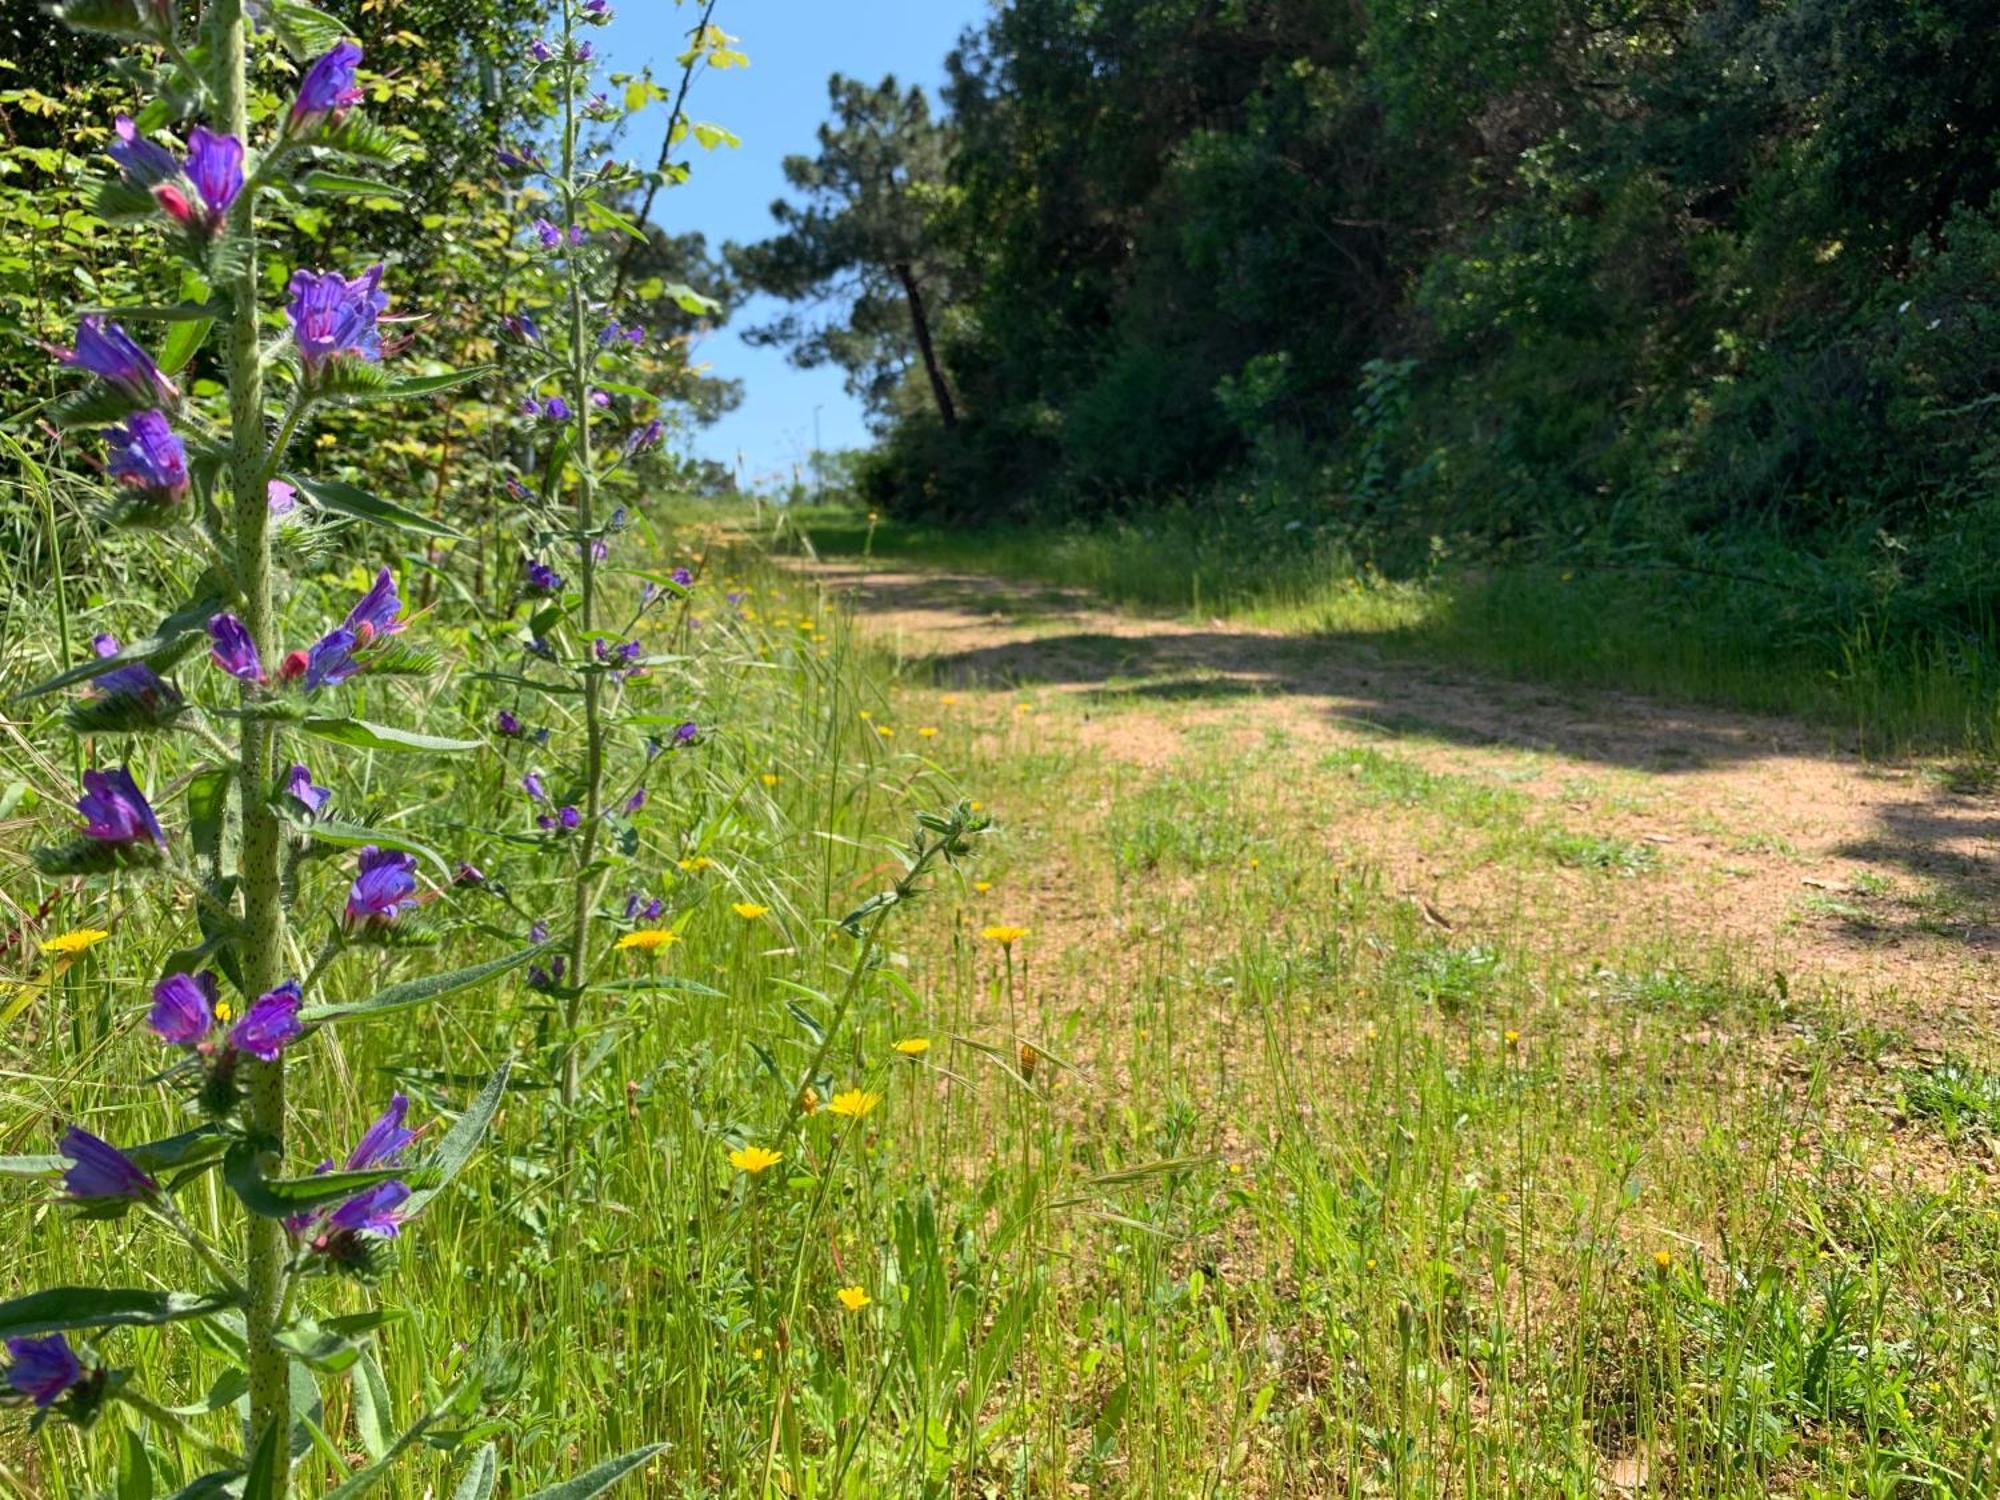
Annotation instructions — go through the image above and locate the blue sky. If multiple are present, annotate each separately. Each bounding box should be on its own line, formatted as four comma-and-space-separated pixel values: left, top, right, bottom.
596, 0, 990, 487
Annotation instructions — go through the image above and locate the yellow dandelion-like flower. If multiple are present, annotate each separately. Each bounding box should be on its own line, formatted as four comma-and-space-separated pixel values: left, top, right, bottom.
798, 619, 817, 632
732, 902, 770, 920
858, 709, 873, 721
892, 1037, 931, 1057
729, 1144, 782, 1174
973, 880, 992, 894
828, 1088, 881, 1119
761, 772, 781, 787
875, 725, 895, 738
982, 924, 1029, 947
1503, 1029, 1521, 1049
837, 1285, 871, 1311
678, 856, 713, 872
41, 929, 109, 958
969, 800, 983, 812
918, 726, 938, 739
615, 928, 680, 952
1654, 1249, 1674, 1270
1015, 702, 1033, 714
940, 695, 958, 707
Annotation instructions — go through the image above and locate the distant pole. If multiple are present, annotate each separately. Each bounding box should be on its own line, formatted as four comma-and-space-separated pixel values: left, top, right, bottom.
812, 404, 824, 503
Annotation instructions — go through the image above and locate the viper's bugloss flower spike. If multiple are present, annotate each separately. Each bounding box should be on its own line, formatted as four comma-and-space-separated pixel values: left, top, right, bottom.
528, 37, 553, 62
671, 566, 694, 587
624, 418, 663, 456
208, 612, 266, 683
525, 559, 563, 594
522, 771, 546, 801
282, 763, 330, 814
103, 410, 189, 504
542, 396, 572, 421
328, 1179, 410, 1237
287, 264, 387, 368
229, 980, 303, 1061
345, 846, 418, 927
289, 39, 364, 134
558, 805, 581, 830
302, 627, 360, 691
582, 0, 612, 21
346, 1093, 415, 1171
89, 632, 175, 707
4, 1335, 82, 1409
495, 708, 523, 737
77, 766, 165, 847
342, 567, 405, 642
108, 114, 179, 188
59, 1127, 156, 1202
149, 970, 220, 1047
64, 316, 177, 405
532, 217, 561, 248
183, 126, 243, 229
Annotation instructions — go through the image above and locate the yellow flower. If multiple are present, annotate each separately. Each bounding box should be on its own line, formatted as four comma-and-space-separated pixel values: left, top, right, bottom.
678, 856, 713, 872
875, 725, 895, 738
798, 619, 817, 632
892, 1037, 931, 1057
761, 772, 781, 787
969, 800, 982, 812
214, 997, 234, 1023
982, 924, 1029, 947
615, 928, 680, 952
1654, 1249, 1674, 1270
799, 1086, 820, 1115
733, 902, 771, 920
729, 1144, 782, 1174
41, 929, 109, 957
940, 695, 958, 707
973, 880, 992, 894
918, 726, 938, 739
858, 709, 872, 721
837, 1285, 871, 1311
1503, 1029, 1521, 1049
828, 1088, 881, 1119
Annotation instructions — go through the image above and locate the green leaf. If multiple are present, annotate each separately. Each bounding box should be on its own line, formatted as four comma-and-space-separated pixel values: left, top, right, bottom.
299, 717, 483, 754
298, 171, 410, 201
13, 578, 229, 702
119, 1419, 154, 1500
300, 947, 536, 1026
452, 1445, 498, 1500
350, 1349, 391, 1459
0, 1287, 237, 1339
223, 1145, 411, 1220
0, 1155, 64, 1175
275, 1319, 360, 1374
403, 1059, 512, 1218
522, 1443, 668, 1500
187, 768, 230, 871
267, 0, 347, 58
241, 1411, 282, 1500
659, 281, 720, 316
158, 271, 214, 374
691, 121, 740, 149
580, 198, 648, 242
125, 1126, 231, 1176
285, 472, 461, 539
595, 976, 726, 1000
163, 1472, 243, 1500
364, 366, 496, 400
304, 819, 453, 880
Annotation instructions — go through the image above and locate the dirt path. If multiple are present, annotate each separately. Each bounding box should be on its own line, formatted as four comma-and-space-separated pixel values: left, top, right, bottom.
802, 560, 2000, 1045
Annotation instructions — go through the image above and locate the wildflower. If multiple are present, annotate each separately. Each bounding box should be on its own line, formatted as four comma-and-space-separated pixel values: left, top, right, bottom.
149, 970, 222, 1047
836, 1286, 871, 1312
875, 726, 895, 739
177, 126, 243, 231
828, 1088, 880, 1120
77, 766, 164, 847
674, 721, 699, 745
940, 695, 957, 707
528, 36, 553, 62
624, 418, 664, 455
502, 311, 542, 344
558, 806, 581, 831
761, 773, 780, 788
918, 726, 938, 739
892, 1037, 931, 1057
287, 264, 387, 367
623, 787, 647, 815
589, 388, 611, 408
342, 567, 405, 642
107, 114, 179, 188
525, 558, 564, 594
62, 316, 176, 405
59, 1127, 155, 1203
496, 709, 524, 737
326, 1179, 409, 1237
678, 856, 711, 873
104, 411, 189, 503
4, 1335, 83, 1408
347, 1093, 416, 1170
345, 846, 418, 927
799, 1085, 820, 1114
575, 40, 595, 60
522, 771, 546, 801
230, 980, 303, 1061
1654, 1249, 1674, 1270
41, 929, 109, 958
267, 479, 298, 515
289, 40, 365, 134
729, 1144, 781, 1174
1504, 1030, 1521, 1049
300, 627, 359, 690
282, 763, 330, 815
530, 920, 550, 944
532, 218, 562, 248
208, 613, 265, 683
981, 924, 1029, 948
615, 928, 679, 952
455, 862, 485, 886
1018, 1042, 1039, 1079
732, 902, 769, 920
543, 396, 572, 420
497, 144, 541, 172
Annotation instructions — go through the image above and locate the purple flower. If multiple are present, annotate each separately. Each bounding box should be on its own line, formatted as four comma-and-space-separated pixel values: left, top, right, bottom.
496, 709, 523, 737
590, 388, 612, 408
107, 114, 178, 188
497, 144, 541, 172
455, 862, 485, 886
287, 264, 388, 367
5, 1335, 82, 1409
149, 970, 220, 1047
77, 766, 165, 847
623, 788, 646, 814
290, 40, 364, 133
575, 41, 595, 61
346, 1094, 415, 1171
283, 763, 330, 814
534, 726, 551, 745
528, 36, 553, 62
59, 1127, 155, 1202
533, 218, 561, 248
229, 980, 303, 1060
268, 479, 298, 515
674, 721, 698, 744
505, 476, 531, 501
183, 126, 243, 227
342, 567, 404, 642
558, 805, 581, 830
529, 920, 550, 944
208, 612, 265, 684
328, 1179, 410, 1237
103, 410, 189, 503
623, 891, 642, 920
569, 224, 587, 245
63, 316, 176, 405
624, 418, 664, 456
642, 897, 663, 920
503, 311, 542, 343
543, 396, 572, 421
591, 537, 609, 563
525, 558, 564, 593
583, 1, 612, 19
345, 846, 418, 927
671, 567, 694, 587
89, 633, 172, 707
522, 771, 546, 801
640, 582, 660, 606
302, 627, 360, 691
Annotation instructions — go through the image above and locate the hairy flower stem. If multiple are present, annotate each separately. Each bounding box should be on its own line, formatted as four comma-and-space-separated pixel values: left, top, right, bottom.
559, 0, 607, 1112
216, 1, 290, 1484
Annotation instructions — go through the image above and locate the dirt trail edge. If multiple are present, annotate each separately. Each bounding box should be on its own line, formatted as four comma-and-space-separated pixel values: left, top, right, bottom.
801, 559, 2000, 1043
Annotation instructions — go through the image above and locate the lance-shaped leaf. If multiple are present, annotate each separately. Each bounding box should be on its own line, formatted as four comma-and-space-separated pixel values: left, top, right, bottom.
14, 575, 230, 702
594, 976, 727, 1000
351, 366, 496, 401
284, 472, 461, 539
452, 1445, 498, 1500
522, 1444, 669, 1500
302, 820, 453, 881
660, 281, 721, 316
402, 1059, 512, 1218
223, 1144, 418, 1220
266, 0, 346, 57
163, 1470, 245, 1499
126, 1126, 232, 1177
300, 948, 537, 1027
298, 171, 410, 201
299, 717, 482, 754
0, 1287, 237, 1340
